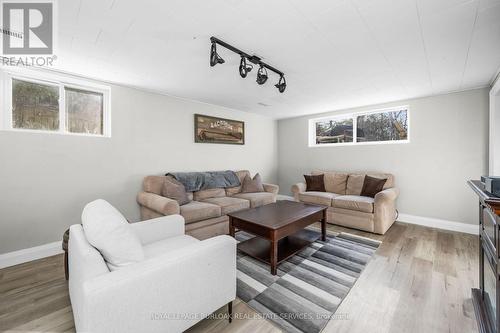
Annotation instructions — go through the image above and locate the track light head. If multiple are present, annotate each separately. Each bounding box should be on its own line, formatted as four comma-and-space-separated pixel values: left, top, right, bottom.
209, 37, 286, 92
210, 42, 225, 67
256, 65, 268, 85
239, 57, 253, 78
275, 75, 286, 93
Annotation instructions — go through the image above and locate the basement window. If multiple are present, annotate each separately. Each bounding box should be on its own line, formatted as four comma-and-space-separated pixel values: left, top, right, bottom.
1, 69, 111, 137
309, 106, 409, 147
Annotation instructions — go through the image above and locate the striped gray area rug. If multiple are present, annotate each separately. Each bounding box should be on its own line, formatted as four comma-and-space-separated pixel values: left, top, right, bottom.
235, 230, 380, 333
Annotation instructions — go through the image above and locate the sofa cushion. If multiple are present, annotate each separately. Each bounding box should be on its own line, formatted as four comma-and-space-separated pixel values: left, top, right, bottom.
233, 192, 275, 208
193, 188, 226, 201
370, 173, 394, 189
333, 195, 374, 213
299, 191, 339, 206
143, 175, 167, 195
143, 235, 199, 259
202, 196, 250, 215
312, 170, 348, 194
347, 173, 394, 195
360, 176, 387, 198
82, 199, 144, 271
241, 173, 265, 193
346, 174, 365, 195
162, 177, 190, 205
304, 174, 326, 192
226, 170, 250, 196
180, 201, 222, 224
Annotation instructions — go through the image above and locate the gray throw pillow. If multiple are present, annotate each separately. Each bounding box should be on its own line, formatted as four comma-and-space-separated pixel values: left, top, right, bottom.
162, 178, 190, 205
241, 173, 265, 193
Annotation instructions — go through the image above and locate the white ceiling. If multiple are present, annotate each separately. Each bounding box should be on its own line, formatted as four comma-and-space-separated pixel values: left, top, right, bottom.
55, 0, 500, 119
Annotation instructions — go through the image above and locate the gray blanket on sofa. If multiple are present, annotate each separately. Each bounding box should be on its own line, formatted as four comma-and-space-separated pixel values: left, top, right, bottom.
166, 170, 241, 192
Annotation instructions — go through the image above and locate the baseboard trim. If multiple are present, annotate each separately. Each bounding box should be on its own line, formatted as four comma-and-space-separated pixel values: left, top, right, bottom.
0, 241, 63, 269
397, 213, 478, 235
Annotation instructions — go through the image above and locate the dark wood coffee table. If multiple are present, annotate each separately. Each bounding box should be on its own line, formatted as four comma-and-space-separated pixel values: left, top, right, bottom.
228, 200, 328, 275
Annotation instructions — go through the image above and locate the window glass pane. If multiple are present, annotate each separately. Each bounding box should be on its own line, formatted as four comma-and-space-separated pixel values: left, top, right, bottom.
315, 118, 353, 144
357, 109, 408, 142
65, 87, 104, 135
12, 79, 59, 131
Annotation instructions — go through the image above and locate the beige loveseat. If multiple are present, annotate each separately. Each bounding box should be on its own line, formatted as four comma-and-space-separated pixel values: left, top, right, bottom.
292, 171, 399, 234
137, 170, 279, 240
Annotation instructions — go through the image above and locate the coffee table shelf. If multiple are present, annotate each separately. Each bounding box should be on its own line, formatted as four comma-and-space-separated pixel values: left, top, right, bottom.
237, 229, 321, 266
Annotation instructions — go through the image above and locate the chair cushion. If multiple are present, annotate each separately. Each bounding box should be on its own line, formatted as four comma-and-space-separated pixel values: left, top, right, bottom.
233, 192, 275, 208
202, 196, 250, 215
333, 195, 374, 213
299, 191, 339, 206
180, 201, 222, 224
143, 235, 199, 259
82, 199, 144, 271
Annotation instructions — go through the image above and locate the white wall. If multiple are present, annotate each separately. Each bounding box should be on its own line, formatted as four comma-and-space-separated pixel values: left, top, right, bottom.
278, 88, 489, 226
0, 84, 278, 254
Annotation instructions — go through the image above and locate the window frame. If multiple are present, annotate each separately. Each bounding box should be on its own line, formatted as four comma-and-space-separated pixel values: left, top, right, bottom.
308, 106, 410, 147
1, 68, 111, 138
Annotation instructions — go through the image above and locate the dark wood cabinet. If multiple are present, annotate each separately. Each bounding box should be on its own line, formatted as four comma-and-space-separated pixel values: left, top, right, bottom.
469, 180, 500, 333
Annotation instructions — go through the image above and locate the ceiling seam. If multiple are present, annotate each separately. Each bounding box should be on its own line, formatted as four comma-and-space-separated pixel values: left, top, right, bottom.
285, 0, 340, 52
459, 2, 479, 90
414, 0, 434, 94
349, 0, 409, 97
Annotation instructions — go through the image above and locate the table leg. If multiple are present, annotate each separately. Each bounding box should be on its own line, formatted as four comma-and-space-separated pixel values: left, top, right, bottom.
270, 239, 278, 275
64, 251, 69, 280
321, 209, 327, 241
228, 301, 233, 323
229, 217, 235, 238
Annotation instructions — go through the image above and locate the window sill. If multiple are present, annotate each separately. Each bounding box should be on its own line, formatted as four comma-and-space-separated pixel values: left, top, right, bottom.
309, 140, 410, 148
0, 127, 111, 138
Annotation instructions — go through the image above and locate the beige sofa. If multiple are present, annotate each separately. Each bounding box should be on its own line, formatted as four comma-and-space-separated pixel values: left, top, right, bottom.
291, 171, 399, 234
137, 170, 279, 240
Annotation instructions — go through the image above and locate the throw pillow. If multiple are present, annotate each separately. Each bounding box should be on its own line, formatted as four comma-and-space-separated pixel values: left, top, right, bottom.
82, 199, 144, 271
241, 173, 265, 193
162, 177, 190, 205
360, 175, 387, 198
304, 174, 326, 192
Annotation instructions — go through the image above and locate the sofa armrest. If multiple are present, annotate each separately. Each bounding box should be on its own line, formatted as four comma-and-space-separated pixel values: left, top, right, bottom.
130, 215, 185, 245
263, 183, 279, 195
79, 235, 236, 333
374, 187, 399, 205
373, 188, 399, 234
291, 182, 306, 194
137, 192, 180, 216
291, 182, 307, 201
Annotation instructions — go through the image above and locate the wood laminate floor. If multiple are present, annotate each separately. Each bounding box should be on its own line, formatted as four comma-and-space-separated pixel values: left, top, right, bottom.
0, 222, 479, 333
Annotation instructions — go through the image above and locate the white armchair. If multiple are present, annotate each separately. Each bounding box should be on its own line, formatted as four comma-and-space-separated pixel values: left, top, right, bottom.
68, 201, 237, 333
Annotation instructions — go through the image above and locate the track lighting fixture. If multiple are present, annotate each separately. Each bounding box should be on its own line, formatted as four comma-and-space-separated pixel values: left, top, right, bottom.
256, 65, 268, 85
210, 42, 225, 67
209, 36, 286, 93
275, 75, 286, 93
239, 57, 253, 78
